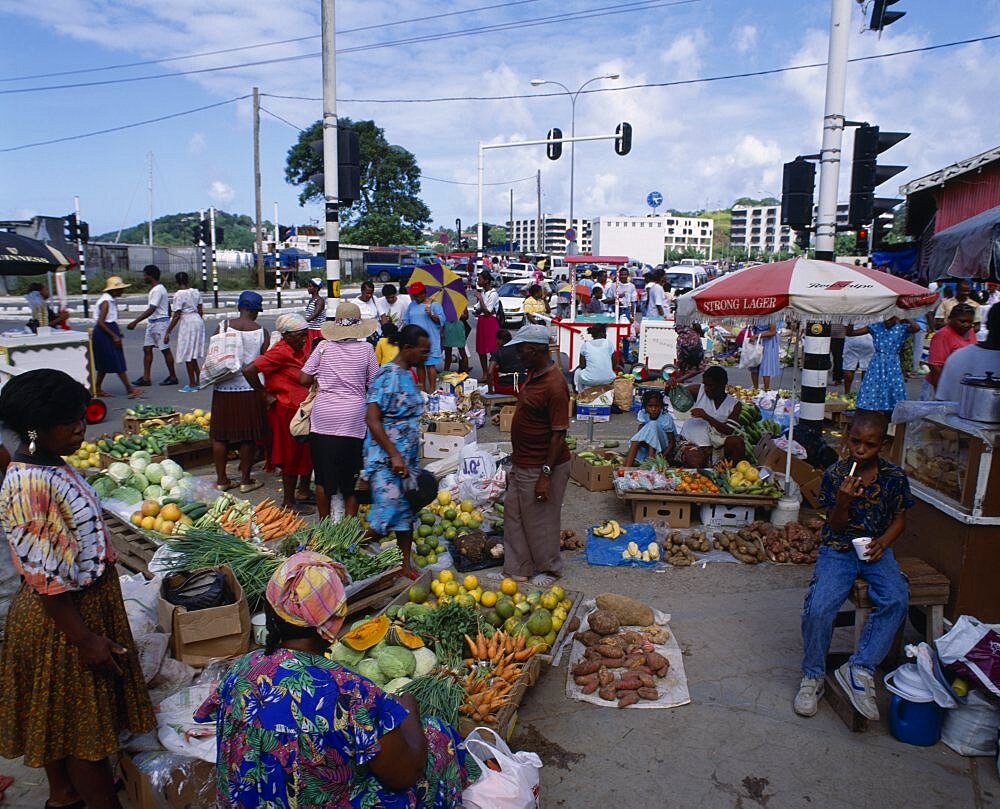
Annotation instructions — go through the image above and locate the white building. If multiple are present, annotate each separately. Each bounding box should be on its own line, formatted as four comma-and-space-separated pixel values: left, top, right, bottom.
590, 214, 714, 266
730, 203, 851, 256
507, 214, 591, 255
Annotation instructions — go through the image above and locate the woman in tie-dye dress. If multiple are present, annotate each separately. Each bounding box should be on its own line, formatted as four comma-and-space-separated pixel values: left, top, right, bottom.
0, 369, 154, 808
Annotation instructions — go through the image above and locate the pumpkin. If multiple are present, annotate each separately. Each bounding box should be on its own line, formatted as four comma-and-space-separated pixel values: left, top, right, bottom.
389, 625, 424, 650
341, 614, 390, 651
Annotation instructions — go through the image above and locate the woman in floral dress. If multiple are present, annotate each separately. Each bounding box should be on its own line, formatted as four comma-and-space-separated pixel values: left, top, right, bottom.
363, 324, 430, 579
196, 551, 476, 809
850, 317, 921, 418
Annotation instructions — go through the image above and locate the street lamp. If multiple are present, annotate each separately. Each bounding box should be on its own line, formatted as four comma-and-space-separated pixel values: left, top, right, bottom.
530, 73, 620, 256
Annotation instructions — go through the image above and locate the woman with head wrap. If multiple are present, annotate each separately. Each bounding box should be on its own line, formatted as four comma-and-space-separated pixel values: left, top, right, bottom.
195, 552, 478, 809
0, 369, 156, 809
241, 313, 315, 513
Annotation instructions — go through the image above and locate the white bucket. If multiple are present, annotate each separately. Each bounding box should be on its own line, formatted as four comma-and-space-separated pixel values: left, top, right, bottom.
771, 494, 800, 528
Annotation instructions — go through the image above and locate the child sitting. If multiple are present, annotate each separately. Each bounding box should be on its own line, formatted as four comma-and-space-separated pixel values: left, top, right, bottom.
624, 390, 676, 467
375, 322, 400, 366
794, 411, 911, 721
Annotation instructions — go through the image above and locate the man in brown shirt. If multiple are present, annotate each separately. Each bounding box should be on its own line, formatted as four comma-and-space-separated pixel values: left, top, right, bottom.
501, 324, 571, 586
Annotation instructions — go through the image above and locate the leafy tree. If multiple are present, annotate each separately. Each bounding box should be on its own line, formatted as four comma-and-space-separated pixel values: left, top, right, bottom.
94, 211, 269, 251
285, 118, 431, 245
488, 226, 508, 246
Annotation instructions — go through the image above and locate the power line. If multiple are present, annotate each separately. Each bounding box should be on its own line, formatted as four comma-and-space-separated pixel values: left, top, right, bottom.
0, 0, 549, 83
259, 106, 305, 131
0, 0, 694, 95
0, 95, 250, 153
423, 174, 537, 186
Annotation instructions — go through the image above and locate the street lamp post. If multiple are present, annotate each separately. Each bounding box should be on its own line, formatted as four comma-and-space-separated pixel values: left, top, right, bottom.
530, 74, 619, 257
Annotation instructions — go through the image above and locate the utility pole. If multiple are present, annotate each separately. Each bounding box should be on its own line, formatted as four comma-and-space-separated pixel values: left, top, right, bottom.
321, 0, 341, 317
509, 188, 514, 254
274, 202, 282, 308
252, 87, 265, 289
147, 151, 154, 247
209, 206, 219, 308
536, 170, 542, 254
74, 195, 88, 318
198, 209, 207, 293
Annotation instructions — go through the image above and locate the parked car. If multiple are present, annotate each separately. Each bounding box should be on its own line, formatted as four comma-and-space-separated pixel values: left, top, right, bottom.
663, 265, 709, 295
496, 278, 555, 328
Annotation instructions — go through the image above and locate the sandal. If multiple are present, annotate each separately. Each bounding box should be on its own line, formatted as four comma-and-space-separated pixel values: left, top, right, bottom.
284, 503, 315, 516
240, 479, 263, 493
127, 388, 144, 398
295, 491, 317, 505
95, 390, 113, 398
529, 573, 559, 587
216, 480, 237, 492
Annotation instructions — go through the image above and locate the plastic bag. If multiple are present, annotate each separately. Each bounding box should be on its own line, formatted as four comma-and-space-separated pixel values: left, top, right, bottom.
463, 726, 542, 809
200, 323, 243, 387
458, 443, 500, 505
157, 680, 218, 763
936, 615, 1000, 697
739, 335, 764, 369
120, 573, 163, 636
941, 691, 1000, 756
907, 643, 959, 708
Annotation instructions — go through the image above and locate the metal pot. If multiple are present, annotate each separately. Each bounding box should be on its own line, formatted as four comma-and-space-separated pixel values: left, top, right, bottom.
958, 372, 1000, 423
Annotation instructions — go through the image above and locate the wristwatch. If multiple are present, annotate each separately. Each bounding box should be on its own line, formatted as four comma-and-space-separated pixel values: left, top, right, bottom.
541, 464, 553, 476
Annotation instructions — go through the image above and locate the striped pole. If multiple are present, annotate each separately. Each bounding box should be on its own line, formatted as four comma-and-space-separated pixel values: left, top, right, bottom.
74, 195, 89, 318
198, 209, 207, 293
321, 0, 341, 316
209, 206, 219, 309
800, 323, 831, 423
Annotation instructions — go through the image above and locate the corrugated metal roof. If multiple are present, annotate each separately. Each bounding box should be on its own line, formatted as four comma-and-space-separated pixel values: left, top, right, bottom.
900, 145, 1000, 195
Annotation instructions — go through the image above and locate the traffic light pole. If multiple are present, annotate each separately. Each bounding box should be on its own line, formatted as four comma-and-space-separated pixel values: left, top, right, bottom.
321, 0, 341, 316
209, 206, 219, 309
274, 201, 282, 309
199, 210, 207, 293
74, 195, 88, 318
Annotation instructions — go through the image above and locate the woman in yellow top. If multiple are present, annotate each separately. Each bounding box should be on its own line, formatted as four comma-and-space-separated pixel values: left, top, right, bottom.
522, 283, 549, 324
375, 322, 400, 365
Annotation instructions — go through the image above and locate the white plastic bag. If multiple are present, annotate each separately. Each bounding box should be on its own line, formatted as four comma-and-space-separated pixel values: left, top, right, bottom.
157, 681, 218, 763
458, 443, 501, 505
200, 322, 243, 387
936, 615, 1000, 698
941, 691, 1000, 756
463, 727, 541, 809
120, 572, 163, 636
739, 335, 763, 369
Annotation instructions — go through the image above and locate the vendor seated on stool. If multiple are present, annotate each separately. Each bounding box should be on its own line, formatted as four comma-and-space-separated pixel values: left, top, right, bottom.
794, 411, 911, 722
488, 329, 527, 394
673, 365, 745, 467
573, 324, 618, 392
624, 389, 676, 467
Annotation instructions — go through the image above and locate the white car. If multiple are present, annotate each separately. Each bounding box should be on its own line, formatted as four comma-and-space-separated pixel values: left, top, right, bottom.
496, 278, 554, 328
663, 265, 709, 295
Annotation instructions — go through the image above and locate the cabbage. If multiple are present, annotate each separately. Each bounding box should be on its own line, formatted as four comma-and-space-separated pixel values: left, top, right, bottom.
160, 475, 177, 491
90, 475, 118, 499
356, 658, 386, 686
143, 484, 163, 500
169, 487, 183, 498
144, 463, 164, 484
131, 450, 152, 462
127, 472, 148, 492
376, 646, 415, 680
111, 486, 142, 505
329, 641, 365, 668
129, 456, 149, 473
384, 677, 412, 694
161, 459, 183, 478
412, 647, 437, 677
107, 462, 132, 483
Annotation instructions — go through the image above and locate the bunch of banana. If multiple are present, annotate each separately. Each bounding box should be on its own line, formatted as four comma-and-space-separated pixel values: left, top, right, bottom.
594, 519, 626, 539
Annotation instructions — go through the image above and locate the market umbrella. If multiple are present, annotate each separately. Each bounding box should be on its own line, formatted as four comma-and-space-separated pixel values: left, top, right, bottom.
407, 262, 468, 319
557, 283, 592, 303
673, 257, 940, 495
0, 232, 72, 275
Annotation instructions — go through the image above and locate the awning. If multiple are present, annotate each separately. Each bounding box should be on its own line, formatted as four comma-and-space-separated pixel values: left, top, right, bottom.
926, 203, 1000, 281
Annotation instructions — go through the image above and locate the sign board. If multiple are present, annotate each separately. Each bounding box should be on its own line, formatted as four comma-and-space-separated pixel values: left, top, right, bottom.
647, 191, 663, 209
637, 319, 678, 372
565, 227, 576, 241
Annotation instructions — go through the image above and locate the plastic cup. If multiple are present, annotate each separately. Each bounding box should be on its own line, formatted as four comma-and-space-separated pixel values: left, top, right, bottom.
251, 612, 267, 646
852, 536, 873, 561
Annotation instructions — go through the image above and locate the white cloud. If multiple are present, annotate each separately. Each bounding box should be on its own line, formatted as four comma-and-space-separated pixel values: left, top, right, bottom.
732, 25, 758, 55
208, 180, 235, 204
188, 132, 207, 154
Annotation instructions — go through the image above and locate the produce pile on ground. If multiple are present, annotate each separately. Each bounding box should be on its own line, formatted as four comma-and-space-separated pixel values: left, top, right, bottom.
661, 530, 711, 566
571, 593, 672, 708
711, 530, 767, 564
743, 519, 823, 564
559, 529, 583, 550
411, 491, 489, 568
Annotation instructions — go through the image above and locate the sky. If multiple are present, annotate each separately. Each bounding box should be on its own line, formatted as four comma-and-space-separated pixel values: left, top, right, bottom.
2, 0, 999, 240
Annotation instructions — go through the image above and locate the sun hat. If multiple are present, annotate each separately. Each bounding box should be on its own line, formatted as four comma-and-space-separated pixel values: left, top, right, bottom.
101, 276, 131, 293
275, 313, 308, 334
238, 290, 264, 312
265, 551, 349, 642
308, 277, 324, 289
407, 281, 427, 296
320, 300, 378, 342
506, 323, 551, 346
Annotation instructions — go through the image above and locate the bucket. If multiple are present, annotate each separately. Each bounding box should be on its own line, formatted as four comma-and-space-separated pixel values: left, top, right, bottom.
771, 494, 800, 528
885, 664, 943, 747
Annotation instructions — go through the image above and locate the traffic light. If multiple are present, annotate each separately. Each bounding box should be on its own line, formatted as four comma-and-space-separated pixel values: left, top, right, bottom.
872, 210, 896, 249
848, 124, 909, 227
855, 226, 869, 255
198, 219, 211, 245
870, 0, 905, 32
615, 122, 632, 156
794, 229, 811, 252
781, 158, 816, 229
78, 222, 89, 243
192, 224, 201, 245
307, 124, 362, 204
546, 128, 563, 161
278, 226, 291, 243
64, 213, 80, 242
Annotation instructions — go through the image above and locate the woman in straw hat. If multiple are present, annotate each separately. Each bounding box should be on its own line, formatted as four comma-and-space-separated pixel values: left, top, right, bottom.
195, 551, 477, 808
299, 301, 379, 519
93, 276, 142, 398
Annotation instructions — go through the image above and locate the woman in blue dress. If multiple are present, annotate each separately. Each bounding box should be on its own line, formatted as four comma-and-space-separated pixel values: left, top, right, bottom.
364, 324, 429, 579
749, 321, 781, 391
850, 317, 920, 417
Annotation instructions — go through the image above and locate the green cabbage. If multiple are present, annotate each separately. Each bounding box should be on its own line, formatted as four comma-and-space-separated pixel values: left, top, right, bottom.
161, 459, 183, 478
160, 475, 177, 491
143, 484, 163, 500
356, 657, 386, 686
329, 641, 365, 668
107, 462, 132, 483
127, 472, 148, 492
144, 463, 164, 484
111, 486, 143, 505
131, 450, 152, 462
90, 476, 118, 498
129, 456, 150, 473
384, 677, 412, 694
412, 647, 437, 677
376, 646, 415, 680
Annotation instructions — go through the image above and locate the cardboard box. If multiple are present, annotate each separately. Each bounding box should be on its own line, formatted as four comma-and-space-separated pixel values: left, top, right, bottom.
499, 405, 516, 433
754, 437, 824, 508
629, 497, 692, 527
699, 502, 755, 527
421, 421, 477, 460
439, 377, 478, 397
575, 384, 614, 423
427, 393, 457, 413
570, 451, 619, 491
119, 750, 216, 809
158, 566, 251, 667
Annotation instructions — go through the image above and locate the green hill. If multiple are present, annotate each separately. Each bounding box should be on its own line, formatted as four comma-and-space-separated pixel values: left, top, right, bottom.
95, 211, 273, 252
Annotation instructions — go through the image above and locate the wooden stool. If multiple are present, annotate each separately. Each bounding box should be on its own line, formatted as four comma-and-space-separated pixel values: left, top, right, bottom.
482, 393, 518, 414
848, 557, 949, 648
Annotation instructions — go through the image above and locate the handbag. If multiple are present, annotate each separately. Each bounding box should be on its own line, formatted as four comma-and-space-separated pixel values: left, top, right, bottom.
402, 468, 439, 512
162, 569, 233, 611
289, 346, 325, 439
463, 726, 542, 809
739, 334, 764, 369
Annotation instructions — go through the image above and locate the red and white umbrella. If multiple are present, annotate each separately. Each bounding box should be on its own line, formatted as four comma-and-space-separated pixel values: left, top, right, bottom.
675, 257, 939, 326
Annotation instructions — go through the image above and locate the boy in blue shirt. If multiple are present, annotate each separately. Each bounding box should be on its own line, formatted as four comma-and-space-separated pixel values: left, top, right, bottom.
794, 411, 911, 720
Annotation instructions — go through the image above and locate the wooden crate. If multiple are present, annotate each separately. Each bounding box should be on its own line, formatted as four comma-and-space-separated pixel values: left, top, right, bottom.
458, 659, 537, 741
123, 412, 180, 435
165, 439, 213, 470
536, 589, 584, 667
103, 509, 160, 577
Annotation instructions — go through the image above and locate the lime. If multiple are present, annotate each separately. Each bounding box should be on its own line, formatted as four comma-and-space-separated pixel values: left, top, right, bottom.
418, 524, 432, 538
444, 508, 457, 521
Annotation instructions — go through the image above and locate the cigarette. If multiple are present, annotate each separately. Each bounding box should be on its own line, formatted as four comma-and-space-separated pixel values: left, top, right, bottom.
848, 461, 857, 477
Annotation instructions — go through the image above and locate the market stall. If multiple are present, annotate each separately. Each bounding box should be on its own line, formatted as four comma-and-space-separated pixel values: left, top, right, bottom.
552, 255, 632, 370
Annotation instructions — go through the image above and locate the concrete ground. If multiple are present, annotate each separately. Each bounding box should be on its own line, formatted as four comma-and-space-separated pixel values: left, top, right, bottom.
0, 320, 996, 808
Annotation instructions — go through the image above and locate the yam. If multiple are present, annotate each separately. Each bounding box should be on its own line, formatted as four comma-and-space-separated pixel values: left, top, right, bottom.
598, 686, 617, 702
624, 654, 648, 669
587, 609, 621, 636
573, 673, 599, 687
598, 667, 614, 687
616, 675, 644, 691
645, 652, 669, 671
582, 680, 599, 695
571, 660, 600, 677
637, 672, 656, 688
567, 616, 582, 633
596, 593, 654, 627
637, 687, 659, 701
656, 665, 669, 677
617, 690, 640, 708
594, 644, 624, 659
575, 630, 603, 647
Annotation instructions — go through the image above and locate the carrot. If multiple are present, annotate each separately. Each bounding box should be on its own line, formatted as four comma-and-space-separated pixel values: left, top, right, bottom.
464, 634, 478, 657
477, 633, 488, 661
515, 644, 543, 662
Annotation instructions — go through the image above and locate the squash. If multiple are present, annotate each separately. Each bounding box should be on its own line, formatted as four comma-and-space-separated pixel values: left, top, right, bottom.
341, 614, 390, 651
389, 625, 424, 650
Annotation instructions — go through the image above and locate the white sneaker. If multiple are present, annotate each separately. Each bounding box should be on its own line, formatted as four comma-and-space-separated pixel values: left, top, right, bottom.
835, 662, 879, 720
794, 676, 825, 717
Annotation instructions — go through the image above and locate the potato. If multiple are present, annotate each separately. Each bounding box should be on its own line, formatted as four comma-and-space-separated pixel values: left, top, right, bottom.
637, 687, 659, 701
598, 686, 617, 702
595, 593, 655, 627
617, 690, 640, 708
587, 609, 621, 636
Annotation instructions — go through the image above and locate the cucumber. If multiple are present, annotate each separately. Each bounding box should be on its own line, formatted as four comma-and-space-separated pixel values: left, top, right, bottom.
187, 505, 208, 519
179, 501, 200, 513
162, 496, 183, 505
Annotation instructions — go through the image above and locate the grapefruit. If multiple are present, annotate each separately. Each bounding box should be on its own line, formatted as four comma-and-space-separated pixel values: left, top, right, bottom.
500, 578, 518, 596
436, 491, 452, 506
140, 500, 160, 518
462, 574, 479, 591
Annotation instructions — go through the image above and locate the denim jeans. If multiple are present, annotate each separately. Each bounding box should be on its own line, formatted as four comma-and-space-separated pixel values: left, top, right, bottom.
800, 544, 908, 678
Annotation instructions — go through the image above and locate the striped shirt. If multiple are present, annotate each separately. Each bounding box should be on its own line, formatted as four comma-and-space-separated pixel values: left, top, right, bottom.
302, 339, 379, 438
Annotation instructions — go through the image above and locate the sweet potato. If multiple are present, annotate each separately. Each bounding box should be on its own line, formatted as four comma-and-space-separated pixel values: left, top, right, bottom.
587, 609, 621, 636
595, 593, 654, 627
616, 674, 644, 691
637, 687, 659, 701
581, 680, 599, 695
623, 655, 647, 669
599, 658, 626, 669
574, 673, 599, 688
637, 672, 655, 688
644, 651, 669, 671
598, 686, 617, 702
594, 644, 624, 659
567, 616, 581, 633
571, 660, 601, 677
656, 665, 669, 677
598, 667, 615, 687
617, 690, 640, 708
575, 630, 603, 647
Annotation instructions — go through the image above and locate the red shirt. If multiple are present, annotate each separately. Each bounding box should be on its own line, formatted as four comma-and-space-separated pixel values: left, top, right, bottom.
928, 325, 977, 368
253, 339, 310, 409
511, 362, 571, 467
